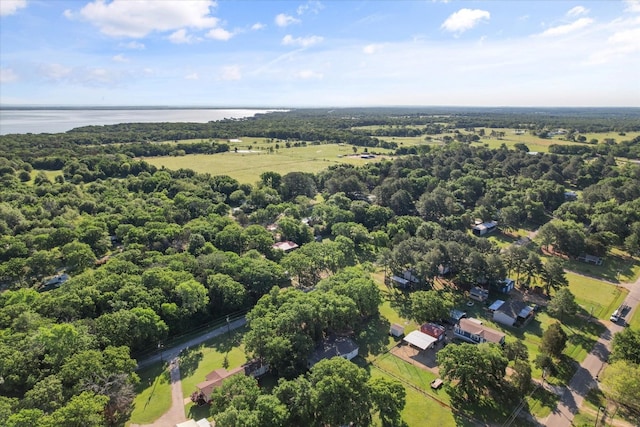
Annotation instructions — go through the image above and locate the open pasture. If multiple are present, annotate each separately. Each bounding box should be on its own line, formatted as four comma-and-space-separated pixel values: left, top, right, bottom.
144, 143, 393, 184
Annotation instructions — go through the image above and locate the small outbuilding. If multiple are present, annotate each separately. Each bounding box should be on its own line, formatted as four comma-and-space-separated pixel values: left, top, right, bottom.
389, 323, 405, 337
403, 330, 438, 351
420, 323, 446, 341
493, 278, 515, 294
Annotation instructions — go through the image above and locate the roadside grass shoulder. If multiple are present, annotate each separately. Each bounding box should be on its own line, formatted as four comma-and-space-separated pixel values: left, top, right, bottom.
566, 272, 628, 320
128, 362, 173, 425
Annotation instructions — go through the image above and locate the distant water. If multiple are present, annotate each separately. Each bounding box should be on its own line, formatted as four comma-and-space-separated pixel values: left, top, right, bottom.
0, 108, 281, 135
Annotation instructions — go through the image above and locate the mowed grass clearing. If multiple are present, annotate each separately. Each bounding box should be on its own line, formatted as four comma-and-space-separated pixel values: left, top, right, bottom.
144, 144, 392, 184
179, 328, 247, 398
128, 362, 173, 425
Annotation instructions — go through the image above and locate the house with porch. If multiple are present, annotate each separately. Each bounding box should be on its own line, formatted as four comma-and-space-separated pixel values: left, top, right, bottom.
454, 318, 505, 345
489, 299, 535, 327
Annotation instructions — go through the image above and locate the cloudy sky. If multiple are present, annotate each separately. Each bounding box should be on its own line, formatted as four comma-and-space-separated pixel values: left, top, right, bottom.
1, 0, 639, 107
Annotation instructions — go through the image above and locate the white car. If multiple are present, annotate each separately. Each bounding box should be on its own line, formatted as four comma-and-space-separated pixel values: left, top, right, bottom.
610, 310, 620, 322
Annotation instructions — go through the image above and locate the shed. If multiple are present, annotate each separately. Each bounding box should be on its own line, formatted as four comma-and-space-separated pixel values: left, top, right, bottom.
420, 323, 446, 341
389, 323, 405, 337
493, 279, 515, 294
403, 330, 438, 351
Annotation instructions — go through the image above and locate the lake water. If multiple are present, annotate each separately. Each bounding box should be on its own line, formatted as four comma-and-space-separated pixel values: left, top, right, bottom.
0, 108, 281, 135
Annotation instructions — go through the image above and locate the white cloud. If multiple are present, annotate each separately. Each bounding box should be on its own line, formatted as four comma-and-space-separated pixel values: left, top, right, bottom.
275, 13, 300, 27
625, 0, 640, 13
295, 69, 323, 79
121, 41, 145, 50
567, 6, 589, 17
539, 17, 593, 37
0, 0, 27, 17
220, 65, 241, 81
185, 72, 199, 80
169, 29, 197, 44
41, 63, 72, 80
112, 54, 128, 62
251, 22, 265, 30
297, 1, 324, 15
206, 27, 233, 41
77, 0, 219, 38
441, 9, 490, 34
282, 34, 323, 47
0, 67, 19, 83
363, 44, 383, 54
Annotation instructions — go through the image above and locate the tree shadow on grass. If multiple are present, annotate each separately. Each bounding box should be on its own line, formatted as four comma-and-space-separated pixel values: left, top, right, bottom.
449, 383, 531, 426
387, 288, 414, 320
356, 314, 392, 359
529, 386, 560, 416
179, 347, 204, 378
187, 402, 211, 420
554, 355, 578, 384
209, 326, 247, 354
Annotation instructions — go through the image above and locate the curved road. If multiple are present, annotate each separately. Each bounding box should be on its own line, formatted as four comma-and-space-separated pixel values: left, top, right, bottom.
543, 273, 640, 427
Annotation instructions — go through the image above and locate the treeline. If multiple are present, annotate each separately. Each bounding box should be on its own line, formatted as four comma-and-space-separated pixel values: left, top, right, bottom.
1, 119, 640, 425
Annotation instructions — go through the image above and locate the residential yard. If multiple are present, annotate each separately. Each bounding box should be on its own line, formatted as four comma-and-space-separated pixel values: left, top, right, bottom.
566, 272, 628, 320
563, 250, 640, 285
128, 362, 173, 425
179, 328, 247, 398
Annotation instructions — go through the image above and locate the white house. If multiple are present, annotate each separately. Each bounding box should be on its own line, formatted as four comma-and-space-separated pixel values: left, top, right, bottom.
491, 300, 535, 327
307, 336, 359, 368
472, 221, 498, 236
454, 318, 506, 345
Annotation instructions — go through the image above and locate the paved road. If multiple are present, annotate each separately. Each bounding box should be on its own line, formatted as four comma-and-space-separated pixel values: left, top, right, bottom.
543, 273, 640, 427
136, 316, 247, 370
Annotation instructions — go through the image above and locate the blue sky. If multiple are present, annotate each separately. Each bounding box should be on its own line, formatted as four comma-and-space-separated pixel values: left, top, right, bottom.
1, 0, 639, 107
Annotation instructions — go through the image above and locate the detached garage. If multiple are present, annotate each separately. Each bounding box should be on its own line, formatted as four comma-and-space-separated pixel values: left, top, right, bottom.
403, 330, 438, 351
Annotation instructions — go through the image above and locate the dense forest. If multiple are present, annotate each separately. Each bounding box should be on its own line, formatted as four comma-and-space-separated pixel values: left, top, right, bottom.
1, 108, 640, 426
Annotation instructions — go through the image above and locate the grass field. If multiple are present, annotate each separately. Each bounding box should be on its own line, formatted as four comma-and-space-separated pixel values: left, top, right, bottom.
128, 362, 173, 425
144, 144, 393, 184
30, 169, 63, 184
566, 272, 628, 321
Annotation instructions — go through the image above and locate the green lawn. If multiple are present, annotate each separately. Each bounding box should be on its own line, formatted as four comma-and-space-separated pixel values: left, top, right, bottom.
144, 144, 394, 184
368, 365, 466, 427
562, 251, 640, 284
30, 169, 63, 184
179, 328, 248, 398
128, 362, 173, 425
566, 272, 628, 320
